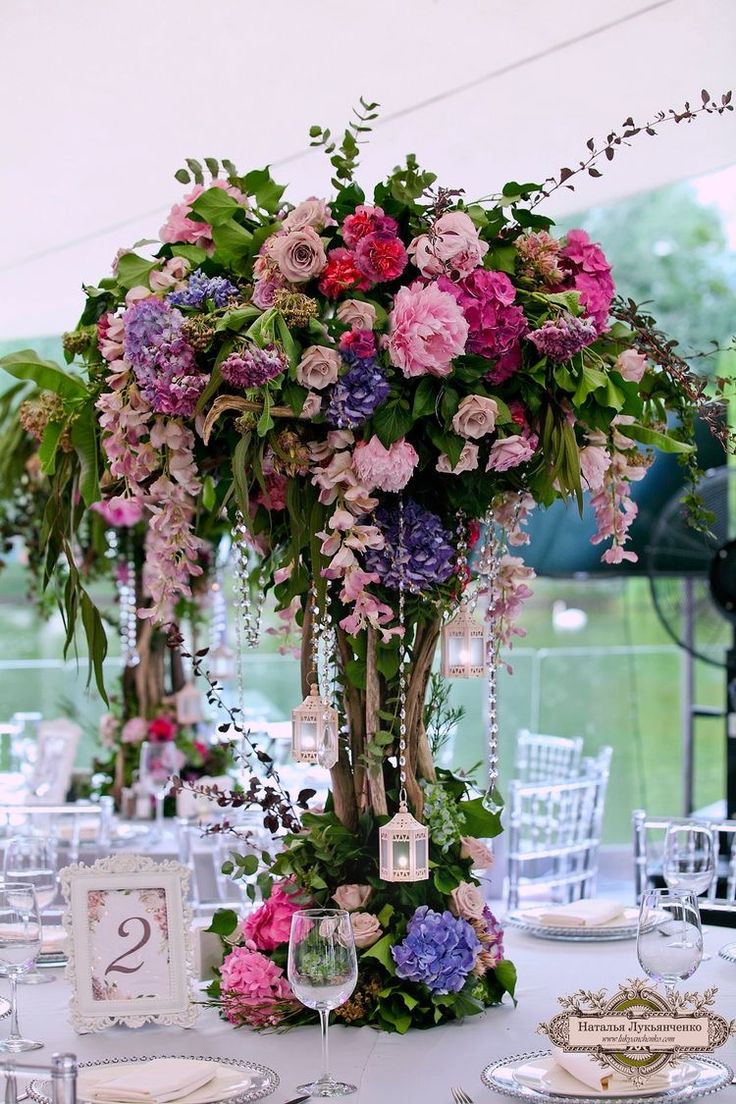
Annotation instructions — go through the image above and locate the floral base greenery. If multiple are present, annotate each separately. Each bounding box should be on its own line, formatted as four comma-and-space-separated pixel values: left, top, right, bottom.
206, 770, 515, 1034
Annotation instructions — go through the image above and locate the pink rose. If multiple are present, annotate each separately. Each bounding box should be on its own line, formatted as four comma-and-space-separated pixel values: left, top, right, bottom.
332, 884, 372, 911
220, 946, 294, 1028
352, 437, 419, 493
452, 395, 498, 440
460, 836, 494, 870
616, 349, 647, 382
449, 881, 486, 920
271, 226, 327, 284
409, 211, 489, 278
336, 299, 377, 330
91, 495, 144, 527
282, 197, 334, 233
296, 346, 341, 390
350, 912, 382, 949
436, 442, 479, 474
242, 881, 305, 952
580, 445, 611, 491
486, 434, 536, 472
387, 282, 468, 378
301, 392, 322, 418
98, 713, 118, 749
121, 717, 148, 745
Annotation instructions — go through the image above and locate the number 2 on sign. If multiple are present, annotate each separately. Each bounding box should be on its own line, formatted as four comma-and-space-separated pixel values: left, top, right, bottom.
105, 916, 151, 976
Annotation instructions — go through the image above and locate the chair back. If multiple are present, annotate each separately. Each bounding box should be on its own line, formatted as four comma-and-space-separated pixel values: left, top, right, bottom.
633, 810, 736, 914
514, 729, 584, 784
0, 801, 111, 862
0, 1052, 76, 1104
28, 720, 81, 803
506, 745, 613, 910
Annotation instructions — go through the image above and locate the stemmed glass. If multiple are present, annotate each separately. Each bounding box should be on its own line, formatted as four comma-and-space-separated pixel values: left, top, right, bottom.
0, 882, 43, 1050
637, 888, 703, 992
139, 741, 181, 843
663, 824, 715, 959
288, 909, 358, 1098
3, 837, 58, 984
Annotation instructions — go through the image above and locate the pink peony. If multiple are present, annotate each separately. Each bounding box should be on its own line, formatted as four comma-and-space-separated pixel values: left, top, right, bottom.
242, 881, 305, 952
332, 884, 372, 911
352, 437, 418, 493
387, 282, 468, 378
342, 204, 398, 248
436, 442, 479, 474
486, 434, 536, 472
336, 299, 377, 330
408, 211, 489, 278
616, 349, 647, 382
452, 395, 498, 439
460, 836, 494, 869
282, 197, 334, 233
220, 945, 294, 1028
559, 229, 614, 333
354, 231, 408, 283
438, 270, 527, 360
91, 495, 144, 527
121, 717, 148, 745
159, 179, 247, 249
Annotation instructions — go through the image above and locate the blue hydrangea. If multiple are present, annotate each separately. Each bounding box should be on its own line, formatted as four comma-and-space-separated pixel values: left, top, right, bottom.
364, 500, 455, 591
167, 269, 238, 309
324, 358, 390, 428
391, 906, 480, 994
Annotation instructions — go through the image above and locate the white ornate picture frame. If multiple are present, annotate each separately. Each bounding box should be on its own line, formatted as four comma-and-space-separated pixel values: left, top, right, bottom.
60, 853, 197, 1033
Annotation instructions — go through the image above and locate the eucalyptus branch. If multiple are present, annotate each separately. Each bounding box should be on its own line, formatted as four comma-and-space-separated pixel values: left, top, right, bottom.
309, 98, 380, 189
528, 90, 733, 209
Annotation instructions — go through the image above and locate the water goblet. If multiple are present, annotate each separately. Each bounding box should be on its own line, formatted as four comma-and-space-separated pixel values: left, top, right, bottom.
663, 823, 715, 959
3, 837, 57, 984
637, 888, 702, 992
288, 909, 358, 1098
0, 882, 43, 1051
139, 741, 181, 843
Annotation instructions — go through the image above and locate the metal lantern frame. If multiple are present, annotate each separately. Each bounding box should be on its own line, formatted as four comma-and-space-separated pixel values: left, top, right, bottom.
440, 607, 487, 679
291, 684, 339, 768
175, 681, 205, 726
379, 807, 429, 882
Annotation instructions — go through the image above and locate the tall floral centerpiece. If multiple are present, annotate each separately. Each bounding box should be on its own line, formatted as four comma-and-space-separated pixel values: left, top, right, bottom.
0, 96, 732, 1031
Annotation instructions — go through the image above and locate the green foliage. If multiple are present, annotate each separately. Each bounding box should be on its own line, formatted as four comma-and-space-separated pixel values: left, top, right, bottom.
310, 98, 380, 190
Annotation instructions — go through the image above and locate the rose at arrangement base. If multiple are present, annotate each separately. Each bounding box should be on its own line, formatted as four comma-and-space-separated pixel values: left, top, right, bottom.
332, 883, 373, 911
449, 881, 487, 921
350, 912, 383, 949
460, 836, 494, 869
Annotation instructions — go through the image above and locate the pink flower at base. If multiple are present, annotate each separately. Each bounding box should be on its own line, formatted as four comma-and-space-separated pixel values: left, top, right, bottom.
460, 836, 494, 870
121, 717, 148, 745
352, 437, 418, 493
387, 282, 468, 378
220, 946, 294, 1028
91, 495, 144, 527
281, 197, 334, 233
350, 912, 383, 949
242, 881, 305, 952
486, 434, 536, 472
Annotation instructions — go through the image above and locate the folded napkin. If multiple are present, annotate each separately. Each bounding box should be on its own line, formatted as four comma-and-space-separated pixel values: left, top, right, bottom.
552, 1047, 613, 1091
538, 900, 626, 928
90, 1060, 216, 1104
0, 924, 67, 954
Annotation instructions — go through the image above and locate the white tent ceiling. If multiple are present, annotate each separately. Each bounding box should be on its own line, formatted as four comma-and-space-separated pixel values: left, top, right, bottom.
1, 0, 734, 340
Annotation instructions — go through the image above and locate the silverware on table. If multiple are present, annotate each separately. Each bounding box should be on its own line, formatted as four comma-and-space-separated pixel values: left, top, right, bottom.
282, 1096, 310, 1104
451, 1088, 475, 1104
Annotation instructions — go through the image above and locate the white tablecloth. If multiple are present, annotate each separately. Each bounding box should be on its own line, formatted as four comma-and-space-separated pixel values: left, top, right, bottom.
16, 925, 736, 1104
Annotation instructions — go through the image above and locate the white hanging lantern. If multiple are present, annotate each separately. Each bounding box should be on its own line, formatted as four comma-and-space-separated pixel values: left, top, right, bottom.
176, 681, 205, 726
441, 608, 487, 678
209, 643, 236, 682
379, 805, 429, 882
291, 685, 339, 768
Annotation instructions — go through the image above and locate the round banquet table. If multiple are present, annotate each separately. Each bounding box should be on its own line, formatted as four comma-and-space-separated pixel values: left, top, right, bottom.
16, 925, 736, 1104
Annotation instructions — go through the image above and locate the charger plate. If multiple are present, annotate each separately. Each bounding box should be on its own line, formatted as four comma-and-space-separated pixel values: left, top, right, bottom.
504, 906, 641, 942
29, 1056, 278, 1104
482, 1051, 732, 1103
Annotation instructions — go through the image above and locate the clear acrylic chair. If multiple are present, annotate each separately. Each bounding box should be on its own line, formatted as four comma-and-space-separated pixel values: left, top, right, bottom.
514, 729, 584, 784
632, 809, 736, 916
1, 1052, 76, 1104
506, 746, 613, 910
0, 800, 111, 862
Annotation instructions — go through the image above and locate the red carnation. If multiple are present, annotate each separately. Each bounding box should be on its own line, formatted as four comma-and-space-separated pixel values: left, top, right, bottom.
355, 231, 408, 284
318, 248, 370, 299
342, 204, 398, 248
148, 715, 177, 742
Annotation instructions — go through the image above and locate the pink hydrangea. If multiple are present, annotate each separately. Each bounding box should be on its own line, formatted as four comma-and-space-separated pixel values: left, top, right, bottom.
242, 881, 305, 952
159, 180, 247, 249
220, 945, 294, 1028
559, 229, 614, 334
387, 282, 468, 378
438, 270, 527, 360
352, 436, 419, 493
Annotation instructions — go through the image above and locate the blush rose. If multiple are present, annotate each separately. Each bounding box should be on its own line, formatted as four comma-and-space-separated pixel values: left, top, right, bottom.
452, 395, 499, 439
296, 346, 341, 390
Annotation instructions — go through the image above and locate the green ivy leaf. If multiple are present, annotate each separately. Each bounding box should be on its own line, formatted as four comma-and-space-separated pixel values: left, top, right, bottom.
80, 589, 108, 704
361, 933, 396, 973
494, 958, 517, 999
372, 398, 414, 447
211, 220, 253, 269
623, 422, 694, 454
460, 796, 503, 838
243, 168, 287, 214
206, 909, 240, 937
411, 377, 439, 419
115, 252, 159, 291
189, 187, 241, 226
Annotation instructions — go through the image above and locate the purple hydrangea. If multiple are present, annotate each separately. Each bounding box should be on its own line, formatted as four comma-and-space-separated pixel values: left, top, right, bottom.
167, 269, 238, 309
391, 906, 480, 994
123, 298, 205, 417
324, 359, 390, 428
526, 313, 598, 362
220, 343, 286, 389
482, 906, 505, 964
364, 500, 455, 591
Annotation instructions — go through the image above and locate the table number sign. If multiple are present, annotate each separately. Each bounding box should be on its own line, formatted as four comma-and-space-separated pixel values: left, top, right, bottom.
60, 853, 197, 1033
539, 978, 735, 1085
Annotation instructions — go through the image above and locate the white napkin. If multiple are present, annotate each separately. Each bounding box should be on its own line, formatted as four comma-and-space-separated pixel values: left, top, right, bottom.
552, 1047, 614, 1091
538, 900, 626, 928
90, 1060, 216, 1103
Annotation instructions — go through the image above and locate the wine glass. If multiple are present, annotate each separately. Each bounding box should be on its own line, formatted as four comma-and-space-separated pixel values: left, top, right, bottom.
0, 882, 43, 1050
3, 837, 58, 985
637, 888, 703, 992
288, 909, 358, 1098
663, 824, 715, 959
139, 741, 181, 842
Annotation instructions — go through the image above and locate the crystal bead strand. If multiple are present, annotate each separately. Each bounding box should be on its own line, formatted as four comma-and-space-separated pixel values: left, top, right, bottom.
482, 522, 502, 814
231, 510, 265, 713
123, 534, 139, 667
397, 499, 409, 809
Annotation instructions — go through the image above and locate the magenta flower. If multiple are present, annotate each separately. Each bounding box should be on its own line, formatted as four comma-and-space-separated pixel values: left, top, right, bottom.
355, 231, 408, 283
438, 270, 527, 360
559, 229, 615, 333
